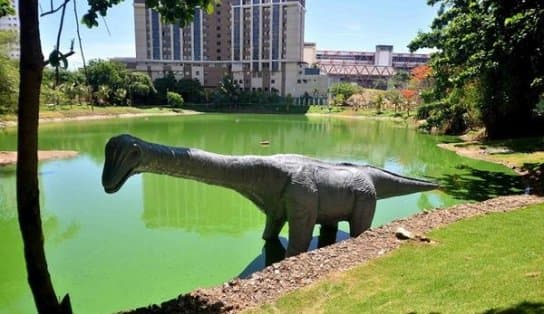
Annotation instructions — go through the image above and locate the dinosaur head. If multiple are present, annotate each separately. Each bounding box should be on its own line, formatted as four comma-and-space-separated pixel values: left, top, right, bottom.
102, 134, 144, 194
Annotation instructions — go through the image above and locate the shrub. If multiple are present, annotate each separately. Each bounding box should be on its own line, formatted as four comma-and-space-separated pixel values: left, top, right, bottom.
167, 91, 184, 108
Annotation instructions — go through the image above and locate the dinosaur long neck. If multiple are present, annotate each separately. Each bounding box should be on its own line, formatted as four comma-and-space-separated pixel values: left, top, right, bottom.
366, 166, 438, 199
136, 141, 259, 193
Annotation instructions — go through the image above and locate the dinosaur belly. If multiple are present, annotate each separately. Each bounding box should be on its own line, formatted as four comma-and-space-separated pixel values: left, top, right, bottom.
316, 185, 356, 223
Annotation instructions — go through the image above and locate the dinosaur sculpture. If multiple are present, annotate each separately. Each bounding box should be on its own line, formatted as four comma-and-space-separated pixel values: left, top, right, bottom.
102, 134, 438, 256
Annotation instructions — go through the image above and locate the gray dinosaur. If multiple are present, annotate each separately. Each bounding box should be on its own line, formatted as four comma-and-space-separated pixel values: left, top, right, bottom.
102, 134, 438, 256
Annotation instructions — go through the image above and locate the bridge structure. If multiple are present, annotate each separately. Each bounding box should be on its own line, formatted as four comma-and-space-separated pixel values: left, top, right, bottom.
308, 46, 430, 89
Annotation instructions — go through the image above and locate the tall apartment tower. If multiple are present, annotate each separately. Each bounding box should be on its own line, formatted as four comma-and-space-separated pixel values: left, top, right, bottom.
127, 0, 326, 97
0, 0, 20, 59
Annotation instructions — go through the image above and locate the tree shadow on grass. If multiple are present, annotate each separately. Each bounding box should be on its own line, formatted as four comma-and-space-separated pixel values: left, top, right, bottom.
481, 301, 544, 314
439, 165, 525, 201
483, 136, 544, 153
521, 162, 544, 195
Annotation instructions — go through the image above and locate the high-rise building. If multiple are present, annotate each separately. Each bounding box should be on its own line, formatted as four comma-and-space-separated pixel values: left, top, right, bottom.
0, 0, 20, 59
120, 0, 328, 97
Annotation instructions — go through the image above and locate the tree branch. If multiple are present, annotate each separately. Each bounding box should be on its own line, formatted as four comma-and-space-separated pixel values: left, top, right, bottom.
40, 0, 70, 17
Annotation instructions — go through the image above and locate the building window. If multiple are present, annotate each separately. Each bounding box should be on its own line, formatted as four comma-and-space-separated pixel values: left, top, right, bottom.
173, 25, 181, 60
233, 7, 241, 61
252, 6, 260, 60
272, 4, 280, 60
151, 10, 161, 60
193, 8, 202, 61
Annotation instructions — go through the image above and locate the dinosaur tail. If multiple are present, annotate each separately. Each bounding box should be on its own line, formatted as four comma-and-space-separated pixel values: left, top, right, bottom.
366, 166, 438, 199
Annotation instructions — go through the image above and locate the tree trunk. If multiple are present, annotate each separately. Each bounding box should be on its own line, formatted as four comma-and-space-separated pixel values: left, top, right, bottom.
17, 1, 72, 313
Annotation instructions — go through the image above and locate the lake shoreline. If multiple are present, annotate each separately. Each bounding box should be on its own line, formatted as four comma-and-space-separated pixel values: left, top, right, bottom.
125, 194, 543, 313
0, 109, 202, 128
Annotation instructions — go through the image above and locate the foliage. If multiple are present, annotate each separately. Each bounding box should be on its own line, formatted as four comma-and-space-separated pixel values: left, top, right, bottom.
83, 0, 217, 28
417, 81, 483, 134
152, 72, 178, 105
410, 0, 544, 139
329, 82, 361, 102
374, 93, 384, 114
0, 31, 18, 113
332, 94, 345, 106
167, 91, 184, 108
385, 89, 403, 112
0, 0, 14, 17
257, 204, 544, 313
153, 72, 204, 105
85, 59, 125, 102
388, 70, 410, 89
126, 72, 155, 106
410, 64, 431, 82
401, 89, 417, 103
214, 75, 241, 106
177, 78, 204, 103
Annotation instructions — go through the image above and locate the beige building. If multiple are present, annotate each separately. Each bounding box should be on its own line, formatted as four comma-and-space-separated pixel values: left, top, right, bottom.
119, 0, 329, 97
0, 0, 19, 59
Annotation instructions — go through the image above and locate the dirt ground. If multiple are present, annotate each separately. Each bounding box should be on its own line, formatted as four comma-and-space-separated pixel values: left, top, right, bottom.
0, 150, 79, 166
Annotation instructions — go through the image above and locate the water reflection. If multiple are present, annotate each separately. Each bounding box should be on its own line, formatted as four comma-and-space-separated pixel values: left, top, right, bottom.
142, 174, 264, 234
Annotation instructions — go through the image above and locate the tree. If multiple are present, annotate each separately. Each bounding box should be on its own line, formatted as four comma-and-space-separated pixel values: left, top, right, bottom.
388, 70, 410, 89
409, 0, 544, 139
385, 89, 403, 113
126, 72, 155, 106
374, 93, 385, 114
177, 78, 204, 103
153, 71, 178, 105
217, 75, 241, 107
85, 59, 127, 104
329, 82, 360, 101
16, 1, 216, 313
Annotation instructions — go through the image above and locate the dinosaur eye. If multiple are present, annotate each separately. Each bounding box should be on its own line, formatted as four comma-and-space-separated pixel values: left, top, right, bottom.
130, 145, 141, 159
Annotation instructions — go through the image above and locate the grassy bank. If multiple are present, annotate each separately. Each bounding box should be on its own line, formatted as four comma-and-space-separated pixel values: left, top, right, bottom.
439, 136, 544, 194
253, 204, 544, 313
0, 105, 187, 124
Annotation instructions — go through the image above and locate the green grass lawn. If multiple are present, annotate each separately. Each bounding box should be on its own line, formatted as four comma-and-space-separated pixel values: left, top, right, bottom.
253, 204, 544, 313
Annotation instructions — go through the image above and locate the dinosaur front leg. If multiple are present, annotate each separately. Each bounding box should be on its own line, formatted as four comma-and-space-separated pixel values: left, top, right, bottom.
262, 215, 286, 241
286, 213, 315, 257
349, 195, 376, 237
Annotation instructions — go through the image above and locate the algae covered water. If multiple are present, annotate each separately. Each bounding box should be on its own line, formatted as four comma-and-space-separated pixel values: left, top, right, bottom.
0, 114, 522, 313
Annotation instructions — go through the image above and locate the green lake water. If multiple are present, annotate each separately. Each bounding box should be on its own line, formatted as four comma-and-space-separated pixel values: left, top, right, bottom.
0, 114, 523, 314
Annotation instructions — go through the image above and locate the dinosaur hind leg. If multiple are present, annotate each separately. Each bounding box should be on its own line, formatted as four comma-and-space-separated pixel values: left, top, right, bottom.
318, 223, 338, 248
349, 195, 376, 238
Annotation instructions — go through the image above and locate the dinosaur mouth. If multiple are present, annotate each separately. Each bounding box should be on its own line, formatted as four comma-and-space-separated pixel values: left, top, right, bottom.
104, 172, 129, 194
103, 166, 134, 194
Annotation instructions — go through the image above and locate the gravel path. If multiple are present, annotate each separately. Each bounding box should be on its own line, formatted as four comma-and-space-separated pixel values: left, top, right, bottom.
126, 195, 543, 314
